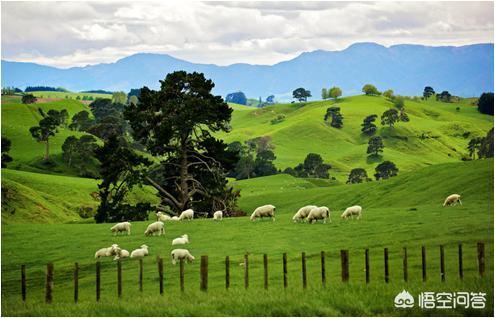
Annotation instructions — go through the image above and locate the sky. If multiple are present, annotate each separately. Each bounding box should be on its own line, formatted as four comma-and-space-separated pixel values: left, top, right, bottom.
1, 1, 493, 68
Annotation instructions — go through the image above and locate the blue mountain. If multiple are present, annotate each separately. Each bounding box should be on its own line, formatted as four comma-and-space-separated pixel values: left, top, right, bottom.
2, 42, 493, 99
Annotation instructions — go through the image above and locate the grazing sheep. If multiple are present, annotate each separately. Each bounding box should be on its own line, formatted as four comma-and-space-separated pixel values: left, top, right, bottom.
307, 206, 331, 224
293, 205, 317, 222
171, 216, 180, 221
443, 194, 462, 207
156, 212, 171, 222
95, 244, 119, 259
179, 209, 194, 221
144, 221, 165, 236
341, 205, 363, 220
171, 248, 195, 265
113, 247, 130, 260
110, 222, 131, 235
250, 204, 276, 221
130, 245, 149, 259
213, 210, 223, 221
172, 234, 190, 245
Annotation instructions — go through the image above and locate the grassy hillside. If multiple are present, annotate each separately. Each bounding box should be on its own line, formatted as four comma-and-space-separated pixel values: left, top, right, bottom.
221, 96, 492, 181
30, 91, 112, 100
1, 159, 493, 316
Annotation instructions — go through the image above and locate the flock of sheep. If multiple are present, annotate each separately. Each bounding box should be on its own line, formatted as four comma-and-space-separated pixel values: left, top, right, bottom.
94, 193, 462, 263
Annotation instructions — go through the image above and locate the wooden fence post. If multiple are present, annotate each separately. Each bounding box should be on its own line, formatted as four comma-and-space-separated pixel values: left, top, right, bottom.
200, 256, 208, 291
365, 249, 370, 284
74, 262, 79, 303
263, 254, 268, 290
225, 256, 230, 289
440, 245, 445, 282
139, 259, 143, 292
458, 244, 463, 280
21, 265, 26, 302
301, 252, 307, 289
403, 247, 408, 282
180, 259, 185, 292
158, 257, 163, 295
117, 260, 122, 297
384, 248, 389, 283
45, 263, 54, 304
341, 250, 349, 282
321, 251, 326, 288
477, 242, 485, 277
421, 246, 427, 282
96, 261, 101, 302
283, 253, 288, 289
244, 254, 249, 289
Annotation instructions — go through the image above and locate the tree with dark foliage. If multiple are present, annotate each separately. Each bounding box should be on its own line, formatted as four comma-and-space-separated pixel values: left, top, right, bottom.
361, 114, 378, 135
423, 86, 435, 99
29, 110, 61, 160
62, 135, 100, 177
381, 108, 399, 127
22, 94, 37, 104
69, 111, 94, 131
1, 136, 13, 168
477, 92, 494, 116
374, 161, 398, 180
285, 153, 331, 179
292, 87, 311, 102
324, 106, 344, 128
347, 168, 370, 184
367, 136, 384, 156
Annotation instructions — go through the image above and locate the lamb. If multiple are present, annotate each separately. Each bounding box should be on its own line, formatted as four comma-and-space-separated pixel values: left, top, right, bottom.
443, 194, 462, 207
306, 206, 331, 224
171, 216, 180, 221
250, 204, 276, 221
213, 210, 223, 221
130, 245, 149, 259
156, 212, 171, 222
341, 205, 363, 219
179, 209, 194, 221
293, 205, 317, 222
171, 248, 195, 265
113, 247, 130, 260
95, 244, 119, 259
172, 234, 189, 245
144, 221, 165, 236
110, 222, 131, 235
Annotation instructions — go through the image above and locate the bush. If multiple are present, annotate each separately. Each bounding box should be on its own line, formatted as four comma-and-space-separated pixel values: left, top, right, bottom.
271, 114, 286, 124
21, 94, 37, 104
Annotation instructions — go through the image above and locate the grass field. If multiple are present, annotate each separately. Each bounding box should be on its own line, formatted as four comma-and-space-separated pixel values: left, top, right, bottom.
29, 91, 112, 100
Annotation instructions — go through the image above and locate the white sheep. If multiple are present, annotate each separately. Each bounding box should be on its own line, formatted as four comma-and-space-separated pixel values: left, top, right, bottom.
443, 194, 462, 207
130, 245, 149, 259
179, 209, 194, 221
307, 206, 331, 224
156, 212, 171, 222
171, 216, 180, 221
95, 244, 119, 259
171, 248, 195, 265
250, 204, 276, 221
113, 247, 130, 260
293, 205, 317, 222
144, 221, 165, 236
110, 222, 131, 235
172, 234, 189, 245
213, 210, 223, 221
341, 205, 363, 219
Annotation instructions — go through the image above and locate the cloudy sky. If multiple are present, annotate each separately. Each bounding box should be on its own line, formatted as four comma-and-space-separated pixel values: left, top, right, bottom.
1, 1, 493, 68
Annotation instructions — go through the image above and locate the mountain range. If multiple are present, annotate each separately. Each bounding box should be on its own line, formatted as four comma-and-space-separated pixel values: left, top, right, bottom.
2, 42, 493, 100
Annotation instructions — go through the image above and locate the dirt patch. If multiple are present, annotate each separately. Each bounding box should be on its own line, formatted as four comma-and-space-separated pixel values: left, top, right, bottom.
35, 97, 64, 103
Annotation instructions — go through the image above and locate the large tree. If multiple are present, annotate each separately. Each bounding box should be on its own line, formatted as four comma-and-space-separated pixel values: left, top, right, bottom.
292, 87, 311, 102
362, 84, 380, 96
69, 110, 94, 131
381, 109, 399, 127
477, 92, 494, 116
361, 114, 378, 135
347, 168, 370, 184
124, 71, 237, 213
287, 153, 331, 179
324, 106, 344, 128
367, 136, 384, 156
423, 86, 435, 99
29, 110, 61, 160
374, 161, 398, 180
62, 134, 100, 177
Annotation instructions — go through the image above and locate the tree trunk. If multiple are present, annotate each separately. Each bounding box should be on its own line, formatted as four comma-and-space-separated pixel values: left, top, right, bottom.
44, 140, 49, 161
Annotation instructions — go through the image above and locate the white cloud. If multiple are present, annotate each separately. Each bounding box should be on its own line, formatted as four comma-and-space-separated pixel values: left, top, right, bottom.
1, 1, 493, 68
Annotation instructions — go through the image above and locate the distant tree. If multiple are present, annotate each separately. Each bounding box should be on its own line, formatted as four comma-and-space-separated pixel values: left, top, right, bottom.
423, 86, 435, 99
292, 87, 311, 102
21, 94, 37, 104
112, 91, 127, 104
381, 108, 399, 127
62, 134, 100, 177
87, 116, 125, 140
392, 96, 405, 109
253, 149, 278, 177
69, 110, 94, 131
436, 91, 452, 102
477, 92, 494, 115
328, 87, 342, 101
479, 128, 494, 158
347, 168, 370, 184
1, 136, 13, 168
29, 110, 61, 160
362, 84, 380, 96
399, 108, 410, 122
225, 91, 248, 105
128, 88, 141, 99
324, 106, 344, 128
76, 96, 81, 100
287, 153, 331, 178
266, 95, 275, 105
374, 161, 398, 180
468, 137, 483, 159
47, 109, 69, 127
383, 89, 394, 100
361, 114, 378, 135
321, 88, 328, 100
367, 136, 384, 156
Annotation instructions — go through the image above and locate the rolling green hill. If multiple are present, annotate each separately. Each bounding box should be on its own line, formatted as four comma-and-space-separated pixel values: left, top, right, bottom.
30, 91, 112, 100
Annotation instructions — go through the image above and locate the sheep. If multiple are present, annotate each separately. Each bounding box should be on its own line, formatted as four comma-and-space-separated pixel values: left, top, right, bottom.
171, 216, 180, 221
130, 245, 149, 259
171, 248, 195, 265
443, 194, 462, 207
113, 247, 130, 261
213, 210, 223, 221
341, 205, 363, 220
110, 222, 131, 235
179, 209, 194, 221
250, 204, 276, 221
306, 206, 331, 224
144, 221, 165, 236
292, 205, 317, 222
95, 244, 119, 259
172, 234, 189, 245
156, 212, 171, 222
